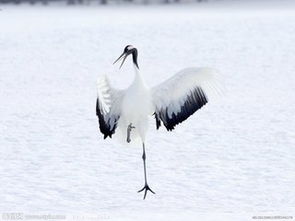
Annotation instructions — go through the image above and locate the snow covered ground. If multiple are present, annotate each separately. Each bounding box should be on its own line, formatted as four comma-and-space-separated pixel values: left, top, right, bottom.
0, 2, 295, 220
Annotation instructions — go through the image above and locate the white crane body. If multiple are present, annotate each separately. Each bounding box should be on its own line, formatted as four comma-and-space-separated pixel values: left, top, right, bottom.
120, 67, 153, 141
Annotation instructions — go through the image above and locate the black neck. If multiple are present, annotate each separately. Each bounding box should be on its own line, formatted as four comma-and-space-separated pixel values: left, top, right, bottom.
132, 49, 139, 69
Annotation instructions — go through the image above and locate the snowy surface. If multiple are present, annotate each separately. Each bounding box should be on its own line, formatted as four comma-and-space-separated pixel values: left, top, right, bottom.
0, 3, 295, 220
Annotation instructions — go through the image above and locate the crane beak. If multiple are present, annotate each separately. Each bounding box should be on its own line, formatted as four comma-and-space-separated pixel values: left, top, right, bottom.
113, 52, 128, 69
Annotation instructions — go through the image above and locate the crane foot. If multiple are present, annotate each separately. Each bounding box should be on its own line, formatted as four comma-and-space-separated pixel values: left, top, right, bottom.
138, 184, 155, 200
127, 123, 135, 143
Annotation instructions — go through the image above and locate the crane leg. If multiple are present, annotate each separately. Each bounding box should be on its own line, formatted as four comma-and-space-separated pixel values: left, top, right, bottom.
138, 142, 155, 199
127, 123, 135, 143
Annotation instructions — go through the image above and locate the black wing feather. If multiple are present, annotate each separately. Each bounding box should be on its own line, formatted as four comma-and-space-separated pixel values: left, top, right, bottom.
155, 86, 208, 131
96, 98, 120, 139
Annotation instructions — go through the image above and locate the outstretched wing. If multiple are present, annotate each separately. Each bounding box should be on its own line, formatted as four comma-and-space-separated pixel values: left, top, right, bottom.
96, 75, 124, 139
151, 67, 220, 131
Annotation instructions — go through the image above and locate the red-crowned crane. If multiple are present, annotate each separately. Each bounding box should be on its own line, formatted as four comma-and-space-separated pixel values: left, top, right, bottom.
96, 45, 220, 199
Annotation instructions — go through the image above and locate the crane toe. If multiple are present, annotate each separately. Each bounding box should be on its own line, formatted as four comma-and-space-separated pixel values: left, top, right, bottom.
138, 184, 155, 200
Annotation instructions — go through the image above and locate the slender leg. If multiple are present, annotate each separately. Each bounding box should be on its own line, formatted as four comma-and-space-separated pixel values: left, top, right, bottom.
138, 143, 155, 199
127, 123, 135, 143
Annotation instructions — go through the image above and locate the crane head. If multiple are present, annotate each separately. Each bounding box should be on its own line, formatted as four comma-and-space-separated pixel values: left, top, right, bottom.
113, 45, 139, 69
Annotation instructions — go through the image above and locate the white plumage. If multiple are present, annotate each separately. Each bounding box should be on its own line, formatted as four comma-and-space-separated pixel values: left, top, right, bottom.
96, 45, 220, 199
